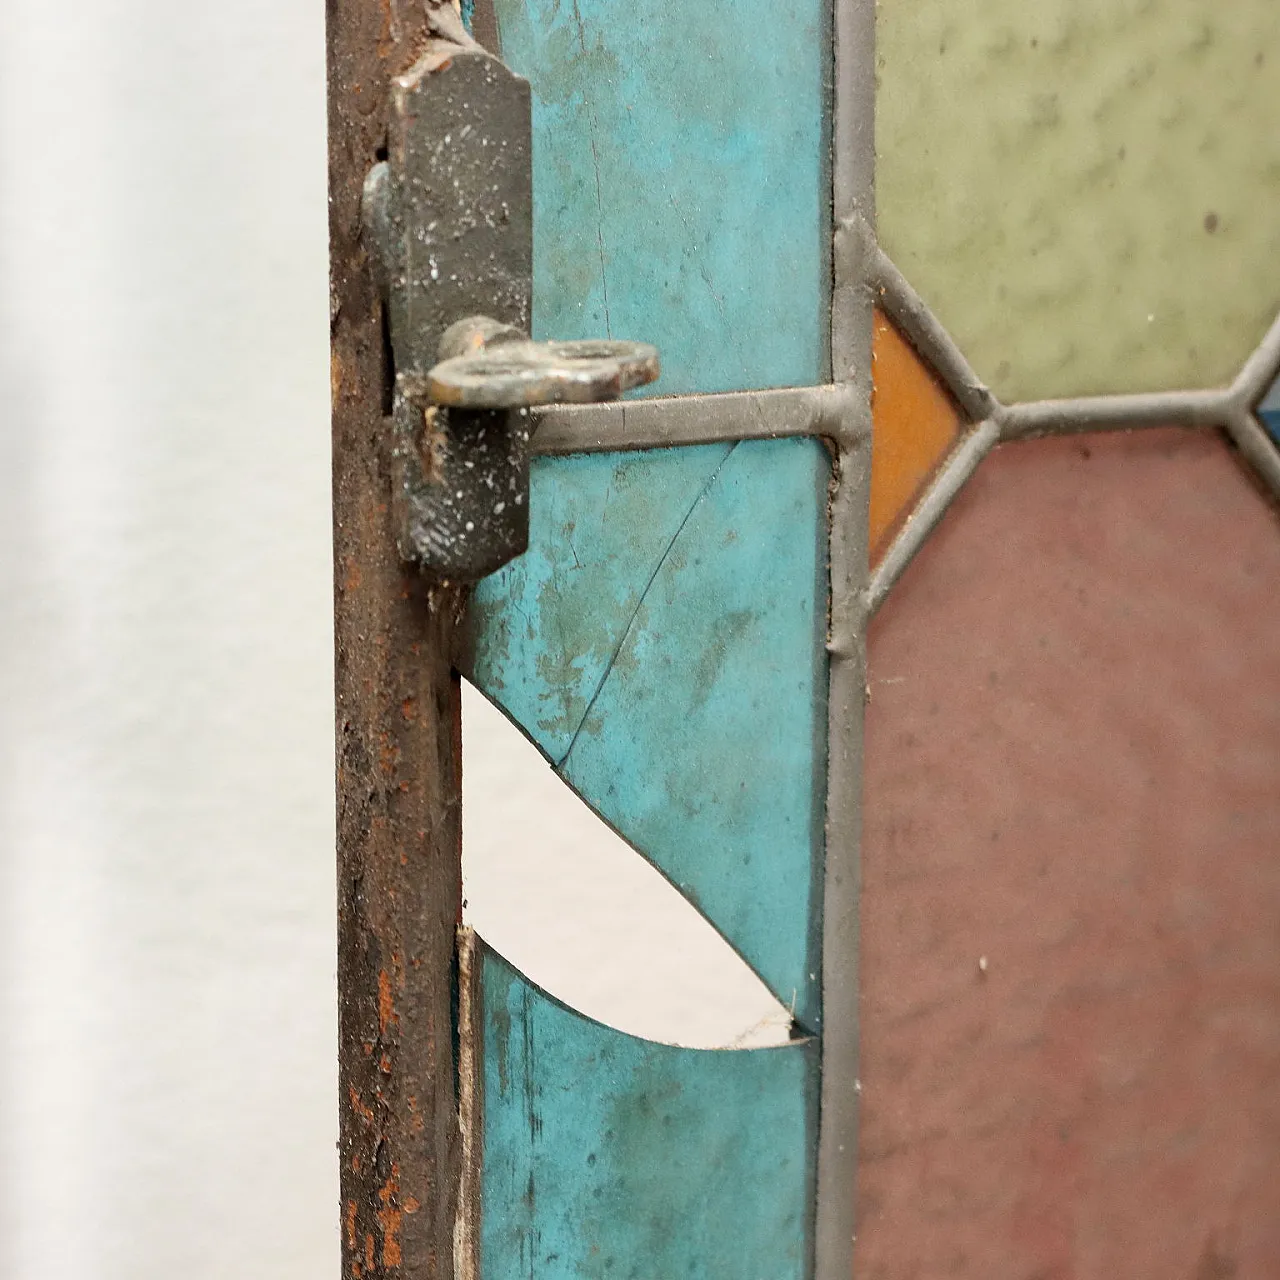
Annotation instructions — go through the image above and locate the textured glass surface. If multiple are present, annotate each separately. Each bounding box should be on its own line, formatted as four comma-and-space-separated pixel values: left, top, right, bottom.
470, 446, 736, 763
481, 949, 817, 1279
494, 0, 829, 395
869, 310, 963, 562
861, 430, 1280, 1275
877, 1, 1280, 401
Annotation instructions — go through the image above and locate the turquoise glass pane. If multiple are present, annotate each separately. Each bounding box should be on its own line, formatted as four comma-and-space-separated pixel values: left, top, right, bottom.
468, 438, 830, 1028
469, 444, 735, 763
492, 0, 829, 395
558, 438, 829, 1028
481, 948, 817, 1279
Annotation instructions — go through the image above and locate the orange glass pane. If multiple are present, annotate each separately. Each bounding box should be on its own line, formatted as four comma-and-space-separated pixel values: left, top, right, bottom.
869, 309, 963, 562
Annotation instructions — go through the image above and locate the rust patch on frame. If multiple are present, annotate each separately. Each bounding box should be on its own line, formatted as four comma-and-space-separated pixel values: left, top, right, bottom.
329, 1, 468, 1276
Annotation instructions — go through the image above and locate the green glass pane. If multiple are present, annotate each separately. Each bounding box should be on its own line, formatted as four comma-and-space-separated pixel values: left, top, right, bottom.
877, 0, 1280, 401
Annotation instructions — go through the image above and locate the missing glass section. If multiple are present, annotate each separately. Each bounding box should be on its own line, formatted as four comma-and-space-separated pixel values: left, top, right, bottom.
460, 680, 795, 1049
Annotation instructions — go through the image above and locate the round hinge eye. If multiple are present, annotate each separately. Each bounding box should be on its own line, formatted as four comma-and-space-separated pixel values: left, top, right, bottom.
426, 339, 660, 409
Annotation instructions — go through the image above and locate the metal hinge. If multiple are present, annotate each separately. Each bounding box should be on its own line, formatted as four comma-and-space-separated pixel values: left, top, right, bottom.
362, 35, 659, 582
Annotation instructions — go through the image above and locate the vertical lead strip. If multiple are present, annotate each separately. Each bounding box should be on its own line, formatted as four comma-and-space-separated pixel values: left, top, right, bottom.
817, 0, 876, 1276
831, 0, 876, 231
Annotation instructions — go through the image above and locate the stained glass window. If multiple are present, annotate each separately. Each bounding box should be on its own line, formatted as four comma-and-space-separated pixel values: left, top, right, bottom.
459, 1, 1280, 1274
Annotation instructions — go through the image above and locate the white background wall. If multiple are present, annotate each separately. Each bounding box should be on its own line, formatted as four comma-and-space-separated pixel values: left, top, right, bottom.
0, 3, 338, 1274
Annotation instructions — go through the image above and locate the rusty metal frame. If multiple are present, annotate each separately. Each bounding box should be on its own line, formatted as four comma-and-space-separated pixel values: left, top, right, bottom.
329, 8, 473, 1280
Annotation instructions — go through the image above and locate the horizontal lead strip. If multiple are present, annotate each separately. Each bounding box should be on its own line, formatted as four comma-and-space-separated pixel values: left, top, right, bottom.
999, 388, 1231, 440
531, 383, 866, 455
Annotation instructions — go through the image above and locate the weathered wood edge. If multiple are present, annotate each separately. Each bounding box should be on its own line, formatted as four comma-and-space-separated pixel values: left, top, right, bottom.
328, 2, 464, 1276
